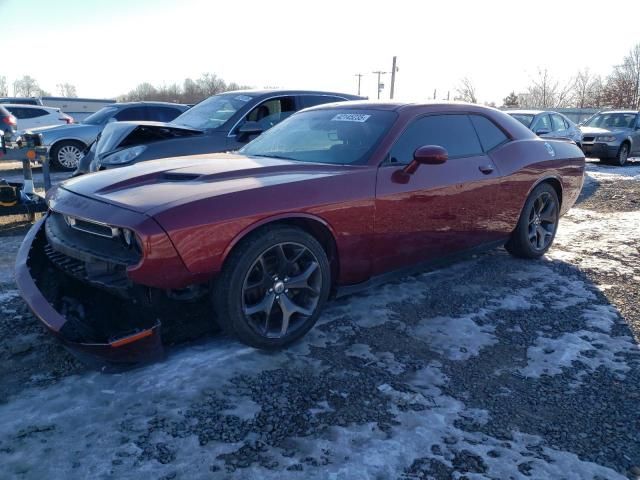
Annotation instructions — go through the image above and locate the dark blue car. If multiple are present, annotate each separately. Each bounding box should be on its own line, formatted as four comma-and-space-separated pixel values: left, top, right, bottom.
75, 89, 363, 175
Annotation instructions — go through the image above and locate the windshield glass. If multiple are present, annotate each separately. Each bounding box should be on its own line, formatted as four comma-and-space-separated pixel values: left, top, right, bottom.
509, 113, 534, 127
240, 109, 397, 165
172, 93, 253, 129
82, 106, 118, 125
584, 112, 637, 129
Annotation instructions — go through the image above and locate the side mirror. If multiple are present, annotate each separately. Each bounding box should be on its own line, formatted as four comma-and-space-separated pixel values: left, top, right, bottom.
238, 121, 264, 135
403, 145, 448, 174
535, 128, 551, 136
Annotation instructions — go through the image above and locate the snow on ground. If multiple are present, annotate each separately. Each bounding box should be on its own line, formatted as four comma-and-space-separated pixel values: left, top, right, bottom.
0, 160, 638, 478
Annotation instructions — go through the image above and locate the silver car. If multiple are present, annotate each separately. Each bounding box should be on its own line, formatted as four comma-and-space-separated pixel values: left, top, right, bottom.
507, 110, 582, 146
29, 102, 188, 170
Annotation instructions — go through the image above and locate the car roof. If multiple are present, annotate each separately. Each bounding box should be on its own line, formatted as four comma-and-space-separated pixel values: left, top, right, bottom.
216, 89, 364, 99
597, 110, 639, 114
306, 100, 501, 113
114, 101, 189, 108
1, 103, 56, 109
506, 109, 545, 115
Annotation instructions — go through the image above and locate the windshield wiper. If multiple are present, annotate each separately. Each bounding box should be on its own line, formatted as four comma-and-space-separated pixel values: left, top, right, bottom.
250, 153, 298, 161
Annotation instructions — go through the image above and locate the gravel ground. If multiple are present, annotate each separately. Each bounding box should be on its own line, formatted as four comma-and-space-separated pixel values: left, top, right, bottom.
0, 160, 639, 479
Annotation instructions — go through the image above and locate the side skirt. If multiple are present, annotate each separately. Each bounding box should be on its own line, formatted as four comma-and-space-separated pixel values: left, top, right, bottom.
334, 238, 508, 299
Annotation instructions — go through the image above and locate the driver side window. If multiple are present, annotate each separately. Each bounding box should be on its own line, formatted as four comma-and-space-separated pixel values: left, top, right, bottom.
388, 114, 482, 164
244, 97, 296, 131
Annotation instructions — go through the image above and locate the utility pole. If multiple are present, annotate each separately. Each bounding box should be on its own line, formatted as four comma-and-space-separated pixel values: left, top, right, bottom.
354, 73, 365, 96
372, 71, 388, 100
433, 89, 437, 100
390, 56, 399, 99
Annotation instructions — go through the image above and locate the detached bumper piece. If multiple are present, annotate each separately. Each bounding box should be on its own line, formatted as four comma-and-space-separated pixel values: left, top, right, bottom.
15, 218, 164, 369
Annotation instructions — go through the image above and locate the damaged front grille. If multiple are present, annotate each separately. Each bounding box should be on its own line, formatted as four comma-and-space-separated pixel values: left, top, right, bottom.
44, 243, 130, 290
44, 212, 141, 293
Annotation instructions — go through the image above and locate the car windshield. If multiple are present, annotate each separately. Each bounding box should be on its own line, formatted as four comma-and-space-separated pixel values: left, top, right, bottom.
509, 113, 535, 127
172, 93, 254, 129
82, 106, 118, 125
583, 112, 637, 129
240, 109, 398, 165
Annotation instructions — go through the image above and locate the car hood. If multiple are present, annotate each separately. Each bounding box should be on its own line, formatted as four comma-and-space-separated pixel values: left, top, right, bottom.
28, 123, 96, 134
580, 126, 630, 136
61, 153, 352, 216
96, 121, 204, 157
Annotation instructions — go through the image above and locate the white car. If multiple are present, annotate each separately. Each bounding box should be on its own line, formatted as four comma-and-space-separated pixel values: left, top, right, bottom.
2, 104, 74, 134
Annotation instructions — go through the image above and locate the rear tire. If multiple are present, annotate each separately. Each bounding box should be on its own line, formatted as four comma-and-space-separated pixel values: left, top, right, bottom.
50, 140, 86, 171
505, 183, 560, 259
213, 226, 331, 349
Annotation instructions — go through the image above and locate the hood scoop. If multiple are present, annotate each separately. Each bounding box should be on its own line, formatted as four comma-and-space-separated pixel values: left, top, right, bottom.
162, 172, 201, 182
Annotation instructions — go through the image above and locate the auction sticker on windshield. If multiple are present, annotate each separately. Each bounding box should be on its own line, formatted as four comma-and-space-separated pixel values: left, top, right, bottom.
331, 113, 371, 122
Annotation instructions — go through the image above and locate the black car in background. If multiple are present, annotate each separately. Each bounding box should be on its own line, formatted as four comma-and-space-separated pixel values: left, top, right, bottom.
75, 89, 363, 175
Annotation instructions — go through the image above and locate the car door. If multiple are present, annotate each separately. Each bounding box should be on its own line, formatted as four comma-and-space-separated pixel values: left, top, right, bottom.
632, 114, 640, 155
373, 113, 505, 275
226, 96, 298, 150
550, 113, 569, 139
531, 113, 552, 137
30, 108, 53, 128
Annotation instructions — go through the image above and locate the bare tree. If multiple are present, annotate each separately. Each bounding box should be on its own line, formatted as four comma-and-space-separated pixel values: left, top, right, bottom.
56, 83, 78, 97
12, 75, 41, 97
119, 73, 251, 104
573, 69, 605, 108
454, 77, 477, 103
521, 69, 574, 108
0, 76, 7, 97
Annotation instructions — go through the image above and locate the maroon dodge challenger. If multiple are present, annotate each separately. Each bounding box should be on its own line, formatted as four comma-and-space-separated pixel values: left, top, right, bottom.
16, 101, 585, 366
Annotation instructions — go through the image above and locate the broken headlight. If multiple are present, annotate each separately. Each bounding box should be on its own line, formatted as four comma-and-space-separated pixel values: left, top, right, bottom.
101, 145, 147, 165
121, 228, 142, 252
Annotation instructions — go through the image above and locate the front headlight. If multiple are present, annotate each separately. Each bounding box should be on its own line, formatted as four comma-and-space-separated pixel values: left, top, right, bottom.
100, 145, 147, 165
597, 135, 617, 142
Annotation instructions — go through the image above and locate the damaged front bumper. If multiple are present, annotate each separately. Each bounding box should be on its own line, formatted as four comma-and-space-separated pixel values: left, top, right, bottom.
15, 218, 165, 368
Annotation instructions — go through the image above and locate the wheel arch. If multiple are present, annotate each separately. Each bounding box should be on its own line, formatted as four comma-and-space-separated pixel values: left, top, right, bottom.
528, 175, 563, 208
220, 213, 340, 285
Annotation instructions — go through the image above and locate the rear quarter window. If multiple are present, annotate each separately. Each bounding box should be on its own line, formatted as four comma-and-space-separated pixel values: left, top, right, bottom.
300, 95, 347, 109
469, 115, 509, 151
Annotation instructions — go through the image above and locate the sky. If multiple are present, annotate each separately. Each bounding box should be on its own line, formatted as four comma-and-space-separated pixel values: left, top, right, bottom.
1, 0, 639, 104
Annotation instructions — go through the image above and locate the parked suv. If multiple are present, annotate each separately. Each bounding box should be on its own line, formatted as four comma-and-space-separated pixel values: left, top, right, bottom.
31, 102, 189, 170
507, 110, 582, 146
580, 110, 640, 166
4, 104, 73, 133
75, 89, 363, 175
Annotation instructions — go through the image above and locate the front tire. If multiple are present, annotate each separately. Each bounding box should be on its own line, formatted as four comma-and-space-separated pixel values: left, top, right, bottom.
50, 140, 86, 171
213, 226, 331, 349
614, 143, 629, 166
505, 183, 559, 259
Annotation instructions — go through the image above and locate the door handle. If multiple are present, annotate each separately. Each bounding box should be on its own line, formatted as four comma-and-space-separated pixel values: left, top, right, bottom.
478, 165, 494, 174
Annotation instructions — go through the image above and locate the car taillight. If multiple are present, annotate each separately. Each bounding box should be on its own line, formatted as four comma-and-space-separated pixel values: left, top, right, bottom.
2, 115, 17, 127
59, 113, 74, 124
